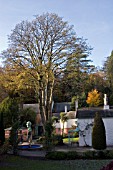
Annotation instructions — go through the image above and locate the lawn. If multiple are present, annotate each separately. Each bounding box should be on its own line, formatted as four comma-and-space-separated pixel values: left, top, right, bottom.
0, 155, 111, 170
63, 137, 79, 143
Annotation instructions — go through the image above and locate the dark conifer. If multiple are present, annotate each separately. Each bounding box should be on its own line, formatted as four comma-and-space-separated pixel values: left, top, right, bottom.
92, 112, 106, 150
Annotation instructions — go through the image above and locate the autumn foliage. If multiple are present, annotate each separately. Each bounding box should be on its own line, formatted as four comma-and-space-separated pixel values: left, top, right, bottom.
86, 89, 103, 107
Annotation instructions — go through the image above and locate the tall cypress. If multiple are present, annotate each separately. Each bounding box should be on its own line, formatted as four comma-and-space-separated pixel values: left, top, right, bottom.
92, 112, 106, 150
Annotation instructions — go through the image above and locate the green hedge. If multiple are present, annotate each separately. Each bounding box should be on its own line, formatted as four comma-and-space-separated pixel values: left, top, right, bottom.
46, 151, 78, 160
46, 150, 113, 160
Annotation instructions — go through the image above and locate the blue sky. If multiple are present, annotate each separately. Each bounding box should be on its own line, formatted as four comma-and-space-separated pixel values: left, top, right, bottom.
0, 0, 113, 67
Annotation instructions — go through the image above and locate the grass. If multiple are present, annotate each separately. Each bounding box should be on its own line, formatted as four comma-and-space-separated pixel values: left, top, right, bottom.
0, 155, 112, 170
63, 137, 79, 143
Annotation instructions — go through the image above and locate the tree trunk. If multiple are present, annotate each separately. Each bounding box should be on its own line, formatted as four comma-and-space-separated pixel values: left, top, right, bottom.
62, 122, 64, 136
45, 78, 54, 120
38, 79, 46, 132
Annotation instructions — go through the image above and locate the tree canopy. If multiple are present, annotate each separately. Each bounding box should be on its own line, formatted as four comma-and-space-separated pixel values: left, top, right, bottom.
103, 51, 113, 105
86, 89, 103, 107
0, 97, 19, 128
1, 13, 92, 126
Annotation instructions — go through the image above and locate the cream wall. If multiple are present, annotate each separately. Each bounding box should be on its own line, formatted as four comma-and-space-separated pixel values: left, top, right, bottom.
78, 119, 93, 146
78, 118, 113, 147
103, 118, 113, 146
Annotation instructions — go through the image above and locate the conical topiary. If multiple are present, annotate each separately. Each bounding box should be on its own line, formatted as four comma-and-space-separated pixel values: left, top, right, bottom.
92, 112, 106, 150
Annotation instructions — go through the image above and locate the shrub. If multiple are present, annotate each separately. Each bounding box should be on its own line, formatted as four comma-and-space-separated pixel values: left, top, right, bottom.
54, 135, 63, 145
83, 150, 111, 159
45, 120, 54, 138
0, 112, 5, 146
106, 150, 113, 159
44, 120, 55, 150
9, 121, 20, 155
73, 131, 79, 138
66, 151, 78, 160
63, 133, 68, 138
46, 151, 67, 160
83, 150, 96, 159
71, 93, 87, 110
94, 150, 107, 159
46, 150, 113, 160
0, 141, 9, 155
19, 107, 36, 126
37, 136, 45, 143
92, 112, 106, 150
71, 96, 77, 110
46, 151, 79, 160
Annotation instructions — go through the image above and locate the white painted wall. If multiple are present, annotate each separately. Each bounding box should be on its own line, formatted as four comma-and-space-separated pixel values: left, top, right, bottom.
78, 118, 113, 147
103, 118, 113, 146
78, 119, 93, 146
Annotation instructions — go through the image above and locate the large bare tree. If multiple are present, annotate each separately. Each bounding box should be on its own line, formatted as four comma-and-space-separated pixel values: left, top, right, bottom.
2, 13, 91, 126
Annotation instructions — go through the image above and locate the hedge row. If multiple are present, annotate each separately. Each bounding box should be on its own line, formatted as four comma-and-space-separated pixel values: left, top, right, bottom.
46, 150, 113, 160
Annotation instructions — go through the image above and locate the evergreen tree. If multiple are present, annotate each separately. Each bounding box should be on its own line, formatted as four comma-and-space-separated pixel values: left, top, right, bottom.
0, 111, 5, 145
92, 112, 106, 150
62, 53, 93, 99
9, 121, 20, 155
103, 51, 113, 105
0, 97, 19, 128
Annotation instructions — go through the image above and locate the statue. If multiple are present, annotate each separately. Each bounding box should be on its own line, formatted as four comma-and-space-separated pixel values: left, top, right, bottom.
26, 121, 32, 144
104, 94, 109, 110
104, 94, 108, 106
